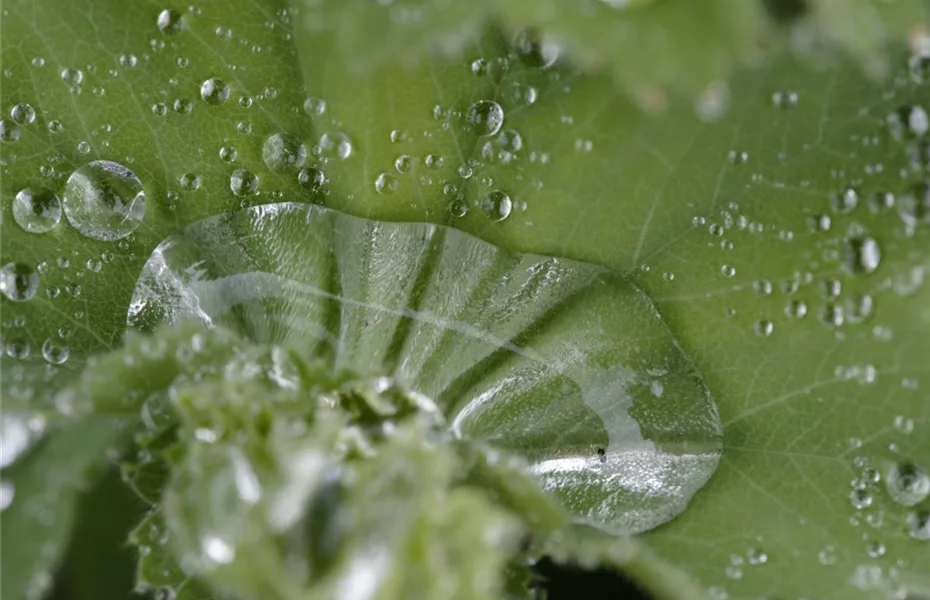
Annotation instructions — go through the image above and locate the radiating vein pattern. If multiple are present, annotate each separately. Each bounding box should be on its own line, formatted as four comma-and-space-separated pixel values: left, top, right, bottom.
127, 201, 722, 534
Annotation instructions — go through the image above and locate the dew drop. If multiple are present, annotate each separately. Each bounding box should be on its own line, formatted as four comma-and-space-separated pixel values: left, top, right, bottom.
889, 105, 929, 139
755, 320, 774, 337
885, 462, 930, 506
481, 129, 523, 164
230, 169, 259, 197
173, 98, 192, 114
513, 29, 560, 69
866, 541, 885, 558
907, 510, 930, 541
0, 119, 21, 143
219, 146, 237, 162
10, 103, 36, 125
200, 78, 229, 104
818, 545, 837, 566
394, 154, 413, 173
850, 488, 873, 510
424, 154, 444, 169
809, 214, 832, 232
63, 160, 146, 241
0, 480, 14, 512
898, 182, 930, 228
868, 190, 895, 215
747, 547, 768, 565
785, 299, 808, 319
151, 102, 168, 117
721, 265, 736, 278
480, 189, 512, 221
48, 120, 63, 133
13, 188, 62, 233
833, 188, 859, 214
846, 236, 881, 274
0, 263, 39, 301
470, 58, 488, 76
318, 131, 353, 160
466, 100, 504, 137
179, 173, 202, 191
297, 167, 326, 193
60, 68, 84, 87
157, 9, 182, 33
41, 339, 69, 365
845, 294, 873, 324
262, 133, 307, 172
374, 172, 398, 195
302, 96, 326, 116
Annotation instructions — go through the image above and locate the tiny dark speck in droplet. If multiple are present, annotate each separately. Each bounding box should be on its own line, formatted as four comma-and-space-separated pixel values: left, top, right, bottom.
597, 448, 606, 463
761, 0, 807, 22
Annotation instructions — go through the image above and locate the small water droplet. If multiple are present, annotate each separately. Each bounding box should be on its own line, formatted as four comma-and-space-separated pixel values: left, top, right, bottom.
809, 214, 832, 232
173, 98, 192, 114
480, 189, 512, 221
785, 299, 808, 319
850, 488, 873, 509
885, 462, 929, 506
394, 154, 413, 173
297, 167, 325, 193
60, 68, 84, 87
470, 57, 488, 76
230, 169, 259, 197
48, 120, 63, 133
772, 90, 799, 108
424, 154, 444, 169
219, 146, 238, 162
721, 265, 736, 278
157, 9, 182, 33
179, 173, 202, 191
41, 339, 69, 365
63, 160, 146, 241
907, 509, 929, 540
868, 190, 895, 215
13, 188, 62, 233
0, 479, 14, 511
1, 263, 40, 301
0, 119, 21, 143
77, 141, 91, 155
466, 100, 504, 136
747, 547, 768, 565
262, 133, 307, 172
302, 96, 326, 116
200, 78, 229, 104
818, 545, 837, 566
846, 236, 881, 274
151, 102, 168, 117
755, 320, 774, 337
374, 172, 398, 195
10, 103, 36, 125
833, 188, 859, 214
753, 280, 772, 295
318, 131, 353, 160
866, 541, 886, 558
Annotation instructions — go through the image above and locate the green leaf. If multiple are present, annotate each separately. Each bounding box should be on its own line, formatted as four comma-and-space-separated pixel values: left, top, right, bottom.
0, 418, 125, 600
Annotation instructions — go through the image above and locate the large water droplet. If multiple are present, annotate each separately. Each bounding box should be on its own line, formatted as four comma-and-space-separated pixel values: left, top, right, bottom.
466, 100, 504, 137
200, 78, 230, 105
846, 236, 881, 274
62, 160, 146, 241
262, 133, 307, 172
1, 263, 39, 301
885, 462, 929, 506
13, 188, 62, 233
41, 339, 70, 365
128, 202, 724, 536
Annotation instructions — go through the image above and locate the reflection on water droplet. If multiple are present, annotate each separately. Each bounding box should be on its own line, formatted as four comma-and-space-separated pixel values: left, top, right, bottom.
868, 190, 895, 215
200, 78, 229, 104
818, 545, 836, 566
1, 263, 39, 301
466, 100, 504, 137
63, 160, 146, 241
755, 320, 774, 337
470, 58, 488, 76
480, 189, 512, 221
60, 68, 84, 87
885, 462, 929, 506
230, 169, 259, 197
866, 541, 885, 558
374, 172, 398, 195
219, 146, 237, 162
721, 265, 736, 278
394, 154, 413, 173
13, 188, 62, 233
785, 300, 808, 319
424, 154, 443, 169
262, 133, 306, 172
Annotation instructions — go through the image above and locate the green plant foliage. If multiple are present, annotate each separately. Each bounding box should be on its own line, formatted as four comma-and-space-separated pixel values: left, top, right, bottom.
1, 0, 929, 599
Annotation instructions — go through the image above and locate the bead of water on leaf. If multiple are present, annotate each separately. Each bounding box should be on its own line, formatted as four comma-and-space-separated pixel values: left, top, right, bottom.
466, 100, 504, 136
850, 488, 873, 509
157, 9, 182, 32
1, 263, 39, 302
230, 169, 259, 197
200, 78, 230, 104
10, 103, 36, 124
907, 510, 930, 540
885, 462, 930, 506
219, 146, 237, 162
833, 188, 859, 214
374, 172, 398, 195
63, 160, 146, 241
480, 190, 512, 222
